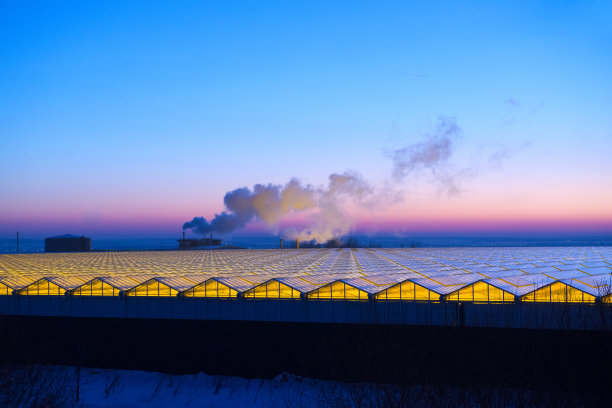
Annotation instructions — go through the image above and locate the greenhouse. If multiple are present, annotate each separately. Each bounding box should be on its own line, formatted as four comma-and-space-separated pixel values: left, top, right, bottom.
181, 278, 240, 298
0, 247, 610, 303
374, 279, 441, 301
521, 281, 596, 303
69, 278, 122, 296
445, 281, 515, 303
307, 280, 370, 300
243, 279, 302, 299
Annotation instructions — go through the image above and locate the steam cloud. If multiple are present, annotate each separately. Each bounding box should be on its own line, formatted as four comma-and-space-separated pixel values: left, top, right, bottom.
183, 172, 375, 243
185, 115, 486, 241
391, 116, 463, 195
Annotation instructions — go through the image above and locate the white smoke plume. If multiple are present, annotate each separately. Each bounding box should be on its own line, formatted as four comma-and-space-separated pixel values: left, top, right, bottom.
183, 171, 376, 243
391, 116, 464, 195
184, 115, 502, 241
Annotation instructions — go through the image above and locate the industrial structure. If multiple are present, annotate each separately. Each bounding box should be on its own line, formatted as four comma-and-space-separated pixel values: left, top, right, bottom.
178, 238, 223, 249
44, 234, 92, 253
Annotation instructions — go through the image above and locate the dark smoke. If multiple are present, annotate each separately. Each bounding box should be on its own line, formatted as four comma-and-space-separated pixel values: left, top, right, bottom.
182, 187, 256, 234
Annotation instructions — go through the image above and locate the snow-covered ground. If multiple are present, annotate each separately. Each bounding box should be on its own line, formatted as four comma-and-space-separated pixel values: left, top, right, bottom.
75, 368, 322, 408
1, 365, 598, 407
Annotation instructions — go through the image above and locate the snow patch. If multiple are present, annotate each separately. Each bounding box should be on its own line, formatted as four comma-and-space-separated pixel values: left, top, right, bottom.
75, 368, 322, 408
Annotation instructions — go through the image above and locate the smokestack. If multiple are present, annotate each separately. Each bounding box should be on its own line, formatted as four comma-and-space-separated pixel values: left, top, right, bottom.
280, 238, 284, 249
182, 231, 185, 240
16, 232, 19, 253
296, 239, 300, 249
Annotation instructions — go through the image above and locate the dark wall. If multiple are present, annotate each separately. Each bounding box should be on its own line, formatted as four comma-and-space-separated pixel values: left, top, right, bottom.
44, 237, 92, 252
0, 315, 611, 399
178, 239, 222, 249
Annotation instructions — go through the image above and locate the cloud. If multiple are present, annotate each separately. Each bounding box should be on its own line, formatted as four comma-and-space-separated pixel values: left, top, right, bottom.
391, 116, 465, 195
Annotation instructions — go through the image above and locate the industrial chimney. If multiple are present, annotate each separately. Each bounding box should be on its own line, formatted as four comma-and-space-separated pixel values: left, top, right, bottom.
296, 239, 300, 249
280, 238, 284, 249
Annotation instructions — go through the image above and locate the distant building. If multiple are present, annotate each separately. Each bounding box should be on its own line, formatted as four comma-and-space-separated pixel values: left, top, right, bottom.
178, 238, 222, 250
45, 234, 92, 253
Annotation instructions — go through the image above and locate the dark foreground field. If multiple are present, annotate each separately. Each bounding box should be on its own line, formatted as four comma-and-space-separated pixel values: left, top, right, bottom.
0, 316, 611, 405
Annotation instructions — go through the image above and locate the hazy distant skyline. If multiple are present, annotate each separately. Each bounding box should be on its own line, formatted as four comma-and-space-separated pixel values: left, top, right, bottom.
1, 1, 611, 238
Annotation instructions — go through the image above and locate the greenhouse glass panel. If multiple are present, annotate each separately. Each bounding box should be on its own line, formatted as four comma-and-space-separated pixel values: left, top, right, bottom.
1, 247, 611, 302
279, 282, 301, 299
550, 281, 568, 302
414, 283, 437, 301
183, 279, 238, 298
331, 282, 345, 298
375, 281, 438, 301
566, 285, 592, 302
243, 280, 301, 299
72, 279, 120, 296
446, 281, 514, 303
474, 281, 489, 301
522, 282, 595, 303
308, 281, 368, 300
17, 279, 65, 296
487, 284, 512, 302
375, 283, 400, 300
522, 285, 550, 302
311, 284, 331, 299
244, 282, 271, 298
125, 279, 178, 297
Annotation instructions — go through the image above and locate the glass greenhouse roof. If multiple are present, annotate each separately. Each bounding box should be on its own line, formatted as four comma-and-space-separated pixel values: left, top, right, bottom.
0, 247, 610, 302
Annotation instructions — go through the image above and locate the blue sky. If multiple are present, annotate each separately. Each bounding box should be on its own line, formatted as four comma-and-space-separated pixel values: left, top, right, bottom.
1, 1, 611, 238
